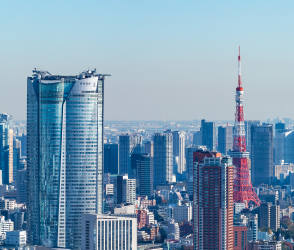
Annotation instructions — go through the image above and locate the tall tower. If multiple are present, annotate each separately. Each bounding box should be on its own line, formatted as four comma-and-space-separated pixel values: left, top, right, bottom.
27, 69, 109, 249
230, 47, 260, 207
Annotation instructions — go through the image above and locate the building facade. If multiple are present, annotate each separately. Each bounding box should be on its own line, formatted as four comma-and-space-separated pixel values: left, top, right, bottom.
201, 119, 216, 151
119, 133, 142, 176
153, 133, 173, 187
251, 124, 273, 185
218, 125, 233, 155
172, 131, 186, 174
131, 153, 153, 197
27, 69, 108, 249
104, 143, 119, 174
81, 214, 137, 250
193, 153, 233, 250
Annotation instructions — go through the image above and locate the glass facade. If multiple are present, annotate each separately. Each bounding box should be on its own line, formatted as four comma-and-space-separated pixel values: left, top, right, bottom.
27, 70, 107, 249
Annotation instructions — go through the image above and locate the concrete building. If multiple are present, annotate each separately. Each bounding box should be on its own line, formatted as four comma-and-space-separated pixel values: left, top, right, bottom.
285, 130, 294, 164
27, 69, 108, 249
234, 203, 246, 214
258, 203, 280, 231
119, 133, 142, 176
167, 219, 180, 240
251, 124, 274, 185
153, 133, 173, 187
270, 205, 280, 231
193, 153, 234, 250
0, 216, 14, 239
144, 141, 154, 157
0, 113, 13, 185
0, 198, 16, 210
172, 203, 192, 222
81, 214, 137, 250
172, 131, 186, 174
5, 230, 26, 247
131, 154, 153, 197
104, 143, 119, 174
218, 125, 233, 155
247, 240, 281, 250
111, 174, 136, 206
201, 119, 216, 151
233, 224, 248, 250
136, 209, 147, 229
193, 131, 201, 146
244, 120, 261, 157
259, 203, 271, 228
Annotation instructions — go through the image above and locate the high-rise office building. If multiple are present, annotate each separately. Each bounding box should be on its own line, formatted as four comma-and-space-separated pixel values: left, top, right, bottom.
193, 152, 233, 250
258, 202, 280, 231
186, 145, 207, 183
0, 114, 13, 185
201, 119, 216, 151
13, 139, 21, 182
244, 120, 261, 156
131, 154, 153, 197
218, 125, 233, 155
111, 174, 136, 206
81, 214, 137, 250
27, 69, 109, 249
285, 130, 294, 164
119, 133, 142, 176
104, 143, 119, 174
144, 141, 154, 157
172, 131, 186, 174
251, 124, 274, 185
193, 131, 201, 146
153, 133, 173, 187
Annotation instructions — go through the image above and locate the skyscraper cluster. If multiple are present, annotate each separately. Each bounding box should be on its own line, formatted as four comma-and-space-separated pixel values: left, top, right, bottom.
0, 48, 292, 250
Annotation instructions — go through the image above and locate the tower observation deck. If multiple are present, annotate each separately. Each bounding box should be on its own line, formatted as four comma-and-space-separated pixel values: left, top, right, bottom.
230, 47, 260, 207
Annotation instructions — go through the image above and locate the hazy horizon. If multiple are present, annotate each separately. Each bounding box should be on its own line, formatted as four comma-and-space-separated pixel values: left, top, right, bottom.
1, 1, 294, 121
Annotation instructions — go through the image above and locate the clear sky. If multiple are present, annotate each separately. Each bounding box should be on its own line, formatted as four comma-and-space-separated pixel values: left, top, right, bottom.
1, 0, 294, 121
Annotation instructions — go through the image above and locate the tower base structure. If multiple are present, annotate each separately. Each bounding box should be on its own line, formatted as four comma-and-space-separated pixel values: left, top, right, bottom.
231, 151, 260, 207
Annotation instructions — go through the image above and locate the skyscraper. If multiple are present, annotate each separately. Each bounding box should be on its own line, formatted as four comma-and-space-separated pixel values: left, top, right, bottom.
193, 153, 234, 249
27, 69, 109, 249
104, 143, 119, 174
192, 131, 201, 146
285, 130, 294, 164
244, 120, 261, 156
131, 153, 153, 197
172, 131, 186, 174
153, 132, 173, 187
144, 141, 154, 157
251, 124, 274, 185
201, 119, 216, 151
119, 133, 142, 176
0, 113, 13, 185
218, 125, 233, 155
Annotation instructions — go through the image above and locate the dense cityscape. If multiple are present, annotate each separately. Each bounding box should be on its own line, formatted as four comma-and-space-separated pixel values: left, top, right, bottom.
2, 1, 294, 250
0, 51, 294, 250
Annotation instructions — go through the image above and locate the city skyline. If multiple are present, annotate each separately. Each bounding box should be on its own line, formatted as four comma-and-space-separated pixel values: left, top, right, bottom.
1, 1, 294, 121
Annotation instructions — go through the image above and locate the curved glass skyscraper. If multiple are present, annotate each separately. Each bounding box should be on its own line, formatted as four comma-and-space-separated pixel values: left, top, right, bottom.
27, 69, 109, 249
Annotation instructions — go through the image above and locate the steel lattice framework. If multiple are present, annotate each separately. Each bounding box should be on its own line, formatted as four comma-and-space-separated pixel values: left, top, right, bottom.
231, 47, 260, 207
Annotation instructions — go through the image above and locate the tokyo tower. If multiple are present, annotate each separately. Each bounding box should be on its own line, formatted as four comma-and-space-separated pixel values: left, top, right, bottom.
230, 47, 260, 207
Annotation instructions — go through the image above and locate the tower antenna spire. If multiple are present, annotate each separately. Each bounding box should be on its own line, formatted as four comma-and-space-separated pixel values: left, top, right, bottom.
230, 47, 260, 207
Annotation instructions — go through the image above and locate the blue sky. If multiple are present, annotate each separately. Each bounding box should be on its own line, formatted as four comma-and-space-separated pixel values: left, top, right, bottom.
1, 0, 294, 121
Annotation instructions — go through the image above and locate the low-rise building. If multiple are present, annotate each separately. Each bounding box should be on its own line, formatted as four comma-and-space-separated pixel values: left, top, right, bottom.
247, 240, 281, 250
5, 230, 26, 247
81, 214, 137, 250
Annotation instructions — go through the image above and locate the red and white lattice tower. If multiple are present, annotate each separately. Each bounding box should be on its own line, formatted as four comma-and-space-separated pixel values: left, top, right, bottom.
231, 47, 260, 207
